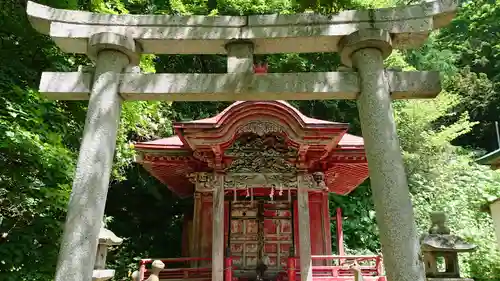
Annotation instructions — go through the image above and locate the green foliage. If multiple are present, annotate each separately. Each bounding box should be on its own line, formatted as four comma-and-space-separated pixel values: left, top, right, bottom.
0, 1, 83, 280
0, 1, 173, 280
114, 101, 173, 180
90, 0, 128, 13
395, 92, 476, 174
330, 184, 380, 254
392, 70, 500, 280
105, 167, 191, 279
409, 0, 500, 151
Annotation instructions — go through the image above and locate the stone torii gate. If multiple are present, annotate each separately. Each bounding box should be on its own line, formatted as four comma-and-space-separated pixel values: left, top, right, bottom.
26, 1, 457, 281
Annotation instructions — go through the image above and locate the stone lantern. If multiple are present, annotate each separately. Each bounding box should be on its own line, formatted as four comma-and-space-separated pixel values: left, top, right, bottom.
421, 212, 476, 281
93, 226, 124, 281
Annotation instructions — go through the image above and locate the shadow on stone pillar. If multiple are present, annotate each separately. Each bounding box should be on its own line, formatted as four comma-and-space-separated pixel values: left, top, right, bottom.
338, 28, 425, 281
54, 32, 141, 281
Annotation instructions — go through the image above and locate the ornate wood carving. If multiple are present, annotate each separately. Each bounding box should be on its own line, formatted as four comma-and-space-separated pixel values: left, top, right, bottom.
212, 145, 223, 170
188, 132, 327, 192
188, 172, 216, 192
236, 120, 284, 136
301, 172, 328, 191
188, 172, 326, 191
193, 150, 212, 162
297, 145, 309, 169
225, 133, 297, 173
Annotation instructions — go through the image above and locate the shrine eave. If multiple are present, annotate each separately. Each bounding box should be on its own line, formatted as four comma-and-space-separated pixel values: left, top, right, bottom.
133, 134, 364, 151
134, 134, 368, 197
173, 101, 347, 130
476, 148, 500, 170
27, 0, 457, 55
476, 150, 500, 214
135, 149, 369, 198
135, 136, 188, 150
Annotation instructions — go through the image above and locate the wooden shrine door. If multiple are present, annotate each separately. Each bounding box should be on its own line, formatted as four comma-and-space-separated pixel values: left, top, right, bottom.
230, 200, 293, 275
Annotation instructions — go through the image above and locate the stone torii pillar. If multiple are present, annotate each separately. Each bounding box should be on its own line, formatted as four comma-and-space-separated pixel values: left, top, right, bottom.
339, 29, 424, 281
53, 33, 140, 281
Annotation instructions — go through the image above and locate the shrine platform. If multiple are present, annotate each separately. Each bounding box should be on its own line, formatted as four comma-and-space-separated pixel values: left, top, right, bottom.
137, 255, 386, 281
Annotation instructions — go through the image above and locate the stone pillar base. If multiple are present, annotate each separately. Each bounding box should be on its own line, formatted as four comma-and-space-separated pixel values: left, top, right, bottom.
92, 269, 115, 281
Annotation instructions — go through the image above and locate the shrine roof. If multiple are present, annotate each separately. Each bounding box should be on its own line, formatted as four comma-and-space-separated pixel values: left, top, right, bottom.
174, 101, 345, 128
134, 101, 368, 198
139, 136, 186, 149
136, 101, 361, 151
476, 149, 500, 214
476, 148, 500, 170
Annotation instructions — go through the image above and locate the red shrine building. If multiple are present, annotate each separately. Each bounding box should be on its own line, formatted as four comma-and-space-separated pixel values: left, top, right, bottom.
133, 101, 385, 281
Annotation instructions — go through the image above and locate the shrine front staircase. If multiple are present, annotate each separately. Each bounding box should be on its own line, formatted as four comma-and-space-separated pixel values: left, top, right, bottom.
137, 255, 386, 281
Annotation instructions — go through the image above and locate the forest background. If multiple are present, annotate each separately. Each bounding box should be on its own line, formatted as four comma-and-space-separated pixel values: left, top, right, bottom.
2, 0, 500, 280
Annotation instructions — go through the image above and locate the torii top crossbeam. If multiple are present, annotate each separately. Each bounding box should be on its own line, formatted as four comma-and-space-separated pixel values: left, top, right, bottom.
28, 0, 455, 55
28, 1, 454, 102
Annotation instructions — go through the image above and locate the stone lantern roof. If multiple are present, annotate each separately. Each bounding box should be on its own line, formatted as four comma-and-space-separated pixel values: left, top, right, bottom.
98, 227, 123, 246
421, 235, 476, 253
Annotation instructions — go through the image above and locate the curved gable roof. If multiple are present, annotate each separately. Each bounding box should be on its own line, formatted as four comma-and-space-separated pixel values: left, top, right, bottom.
174, 100, 347, 129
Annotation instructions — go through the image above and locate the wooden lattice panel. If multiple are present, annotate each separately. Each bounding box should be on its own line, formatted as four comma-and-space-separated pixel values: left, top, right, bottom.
230, 202, 259, 269
263, 202, 293, 269
229, 201, 293, 271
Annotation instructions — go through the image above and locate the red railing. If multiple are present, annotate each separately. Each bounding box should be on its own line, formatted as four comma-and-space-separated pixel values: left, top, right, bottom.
139, 257, 235, 281
284, 255, 386, 281
138, 255, 383, 281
